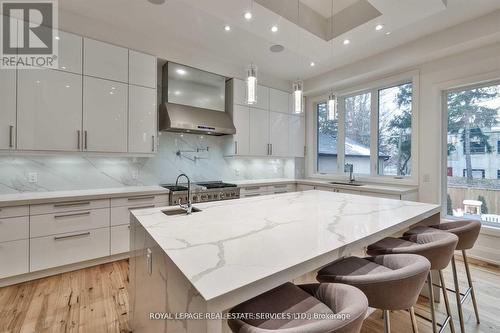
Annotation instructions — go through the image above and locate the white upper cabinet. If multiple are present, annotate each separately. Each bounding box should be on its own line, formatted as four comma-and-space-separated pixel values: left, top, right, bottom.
269, 88, 290, 114
129, 50, 156, 88
227, 104, 250, 156
84, 38, 128, 83
269, 111, 289, 157
254, 85, 270, 110
83, 77, 128, 152
232, 79, 269, 110
17, 70, 83, 151
129, 85, 157, 153
0, 68, 16, 150
249, 107, 270, 156
55, 30, 82, 74
289, 115, 305, 157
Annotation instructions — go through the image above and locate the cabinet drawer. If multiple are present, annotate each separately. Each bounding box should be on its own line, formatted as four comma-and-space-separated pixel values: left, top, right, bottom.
268, 184, 295, 194
111, 194, 168, 208
30, 199, 109, 215
111, 225, 130, 255
30, 228, 110, 272
111, 204, 158, 226
297, 184, 315, 192
240, 185, 269, 195
0, 205, 28, 219
30, 208, 110, 238
0, 239, 29, 279
0, 216, 29, 242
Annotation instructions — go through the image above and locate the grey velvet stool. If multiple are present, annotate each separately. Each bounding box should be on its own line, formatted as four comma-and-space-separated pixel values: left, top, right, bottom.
228, 282, 368, 333
413, 220, 481, 333
316, 254, 431, 333
367, 229, 459, 333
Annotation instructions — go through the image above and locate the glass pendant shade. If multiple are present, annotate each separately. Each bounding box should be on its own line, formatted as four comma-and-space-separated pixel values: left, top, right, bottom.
293, 80, 303, 114
246, 64, 257, 105
327, 93, 337, 120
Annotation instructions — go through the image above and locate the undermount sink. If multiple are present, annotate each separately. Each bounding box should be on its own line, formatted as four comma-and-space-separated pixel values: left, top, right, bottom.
162, 207, 202, 216
329, 181, 365, 187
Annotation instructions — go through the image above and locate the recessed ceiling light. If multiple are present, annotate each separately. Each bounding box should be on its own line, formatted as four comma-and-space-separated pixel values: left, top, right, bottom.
375, 24, 384, 31
270, 44, 284, 53
343, 39, 350, 45
224, 25, 231, 31
244, 12, 252, 20
55, 36, 60, 40
271, 25, 278, 33
310, 62, 315, 67
176, 69, 187, 75
385, 31, 392, 35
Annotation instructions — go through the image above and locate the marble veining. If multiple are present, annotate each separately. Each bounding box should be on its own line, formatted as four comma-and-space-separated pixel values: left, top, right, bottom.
132, 190, 440, 301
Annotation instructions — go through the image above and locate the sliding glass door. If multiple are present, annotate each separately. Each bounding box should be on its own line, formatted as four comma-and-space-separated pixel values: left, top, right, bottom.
445, 81, 500, 227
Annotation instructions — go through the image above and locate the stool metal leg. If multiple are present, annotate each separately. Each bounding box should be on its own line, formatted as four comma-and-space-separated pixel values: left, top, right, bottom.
384, 310, 391, 333
462, 250, 480, 324
428, 272, 438, 333
410, 307, 419, 333
439, 270, 456, 333
451, 257, 465, 333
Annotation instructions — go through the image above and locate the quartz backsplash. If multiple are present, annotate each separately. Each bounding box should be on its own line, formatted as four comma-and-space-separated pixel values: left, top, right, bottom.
0, 132, 303, 194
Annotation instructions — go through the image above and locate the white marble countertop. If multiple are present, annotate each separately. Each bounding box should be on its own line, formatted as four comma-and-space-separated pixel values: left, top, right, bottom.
132, 190, 439, 302
0, 186, 169, 207
230, 178, 418, 195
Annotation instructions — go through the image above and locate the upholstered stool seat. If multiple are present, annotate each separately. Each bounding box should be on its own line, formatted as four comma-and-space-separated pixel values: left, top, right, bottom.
367, 230, 459, 333
228, 282, 368, 333
317, 254, 430, 333
431, 219, 481, 250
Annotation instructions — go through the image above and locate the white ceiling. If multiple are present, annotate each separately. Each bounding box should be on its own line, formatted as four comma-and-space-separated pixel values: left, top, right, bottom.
301, 0, 360, 18
54, 0, 500, 86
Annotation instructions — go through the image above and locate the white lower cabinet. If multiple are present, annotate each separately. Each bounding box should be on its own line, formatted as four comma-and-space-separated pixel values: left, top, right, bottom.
0, 239, 29, 279
30, 227, 110, 272
83, 76, 128, 152
111, 225, 130, 255
0, 216, 29, 243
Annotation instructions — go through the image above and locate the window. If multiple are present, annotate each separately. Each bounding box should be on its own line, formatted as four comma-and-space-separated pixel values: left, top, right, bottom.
344, 92, 371, 174
446, 81, 500, 227
378, 83, 412, 176
317, 102, 338, 173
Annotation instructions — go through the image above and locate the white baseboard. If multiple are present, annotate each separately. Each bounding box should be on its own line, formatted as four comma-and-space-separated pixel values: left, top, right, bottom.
0, 253, 129, 288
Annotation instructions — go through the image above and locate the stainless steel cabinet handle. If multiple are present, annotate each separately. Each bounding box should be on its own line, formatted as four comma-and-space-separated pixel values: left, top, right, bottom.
54, 201, 91, 208
128, 196, 155, 201
245, 193, 261, 197
152, 135, 155, 152
270, 144, 273, 155
244, 186, 261, 191
84, 130, 88, 150
54, 211, 90, 219
77, 130, 81, 150
234, 141, 238, 155
146, 248, 153, 275
267, 144, 270, 155
54, 232, 91, 241
9, 125, 14, 148
128, 205, 155, 211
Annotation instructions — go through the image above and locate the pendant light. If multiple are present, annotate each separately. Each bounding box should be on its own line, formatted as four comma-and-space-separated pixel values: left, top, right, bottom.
293, 0, 304, 114
327, 0, 337, 120
246, 64, 257, 105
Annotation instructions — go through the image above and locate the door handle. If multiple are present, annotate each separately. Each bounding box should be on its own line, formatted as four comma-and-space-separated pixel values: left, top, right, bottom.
234, 141, 238, 155
77, 130, 81, 150
152, 135, 155, 152
54, 211, 91, 219
54, 232, 91, 241
9, 125, 14, 148
84, 130, 88, 150
270, 143, 273, 155
146, 248, 153, 275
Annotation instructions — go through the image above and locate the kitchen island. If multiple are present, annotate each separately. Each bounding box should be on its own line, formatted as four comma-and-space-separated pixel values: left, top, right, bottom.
129, 190, 440, 333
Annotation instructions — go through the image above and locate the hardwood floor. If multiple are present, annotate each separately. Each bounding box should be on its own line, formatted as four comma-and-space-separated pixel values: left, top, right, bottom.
0, 258, 498, 333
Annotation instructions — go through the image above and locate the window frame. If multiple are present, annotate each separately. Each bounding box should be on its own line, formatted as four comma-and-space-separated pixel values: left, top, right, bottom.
306, 70, 419, 185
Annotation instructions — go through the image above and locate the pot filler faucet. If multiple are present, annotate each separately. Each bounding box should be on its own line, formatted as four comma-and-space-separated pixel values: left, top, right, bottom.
175, 173, 193, 214
344, 163, 355, 183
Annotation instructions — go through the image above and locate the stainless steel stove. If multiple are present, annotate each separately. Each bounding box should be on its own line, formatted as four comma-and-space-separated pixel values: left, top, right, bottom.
161, 181, 240, 205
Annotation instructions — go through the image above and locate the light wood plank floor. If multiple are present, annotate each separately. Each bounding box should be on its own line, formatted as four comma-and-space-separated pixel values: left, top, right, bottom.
0, 258, 498, 333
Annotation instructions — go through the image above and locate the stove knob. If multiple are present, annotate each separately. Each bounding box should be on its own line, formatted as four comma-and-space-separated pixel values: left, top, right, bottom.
219, 192, 225, 199
192, 195, 198, 202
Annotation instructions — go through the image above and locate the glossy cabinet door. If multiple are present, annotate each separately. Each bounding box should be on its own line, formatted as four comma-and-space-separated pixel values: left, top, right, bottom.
254, 85, 270, 110
83, 38, 128, 83
249, 107, 269, 156
129, 50, 156, 88
232, 78, 247, 106
83, 77, 127, 152
129, 85, 157, 153
269, 111, 289, 157
55, 30, 82, 74
17, 70, 83, 151
0, 68, 16, 150
269, 88, 290, 113
228, 104, 250, 156
289, 115, 305, 157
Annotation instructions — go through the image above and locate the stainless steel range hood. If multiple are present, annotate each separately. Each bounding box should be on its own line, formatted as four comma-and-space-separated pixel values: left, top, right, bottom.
159, 62, 235, 136
159, 102, 236, 135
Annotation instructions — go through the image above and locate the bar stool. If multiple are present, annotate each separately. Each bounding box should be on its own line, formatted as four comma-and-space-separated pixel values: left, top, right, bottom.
316, 254, 431, 333
228, 282, 368, 333
367, 229, 459, 333
427, 220, 481, 333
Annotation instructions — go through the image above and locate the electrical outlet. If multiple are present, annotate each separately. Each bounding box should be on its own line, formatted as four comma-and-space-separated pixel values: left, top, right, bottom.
28, 172, 38, 183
